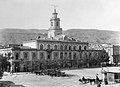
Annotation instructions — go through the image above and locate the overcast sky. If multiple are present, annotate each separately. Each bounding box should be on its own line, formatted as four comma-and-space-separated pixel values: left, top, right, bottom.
0, 0, 120, 31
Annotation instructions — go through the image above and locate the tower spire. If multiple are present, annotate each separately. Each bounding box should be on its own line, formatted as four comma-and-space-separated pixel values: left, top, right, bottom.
51, 5, 58, 10
51, 5, 58, 19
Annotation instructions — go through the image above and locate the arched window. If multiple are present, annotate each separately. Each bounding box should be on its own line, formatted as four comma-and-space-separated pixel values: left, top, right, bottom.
60, 45, 63, 50
24, 52, 28, 59
32, 52, 36, 60
69, 52, 72, 60
54, 45, 57, 50
60, 52, 63, 59
73, 46, 76, 50
47, 44, 51, 50
54, 52, 58, 59
79, 46, 81, 50
73, 53, 76, 59
40, 52, 44, 59
69, 46, 71, 50
15, 53, 19, 60
56, 21, 59, 26
40, 44, 43, 50
64, 45, 67, 50
84, 46, 87, 50
65, 52, 67, 59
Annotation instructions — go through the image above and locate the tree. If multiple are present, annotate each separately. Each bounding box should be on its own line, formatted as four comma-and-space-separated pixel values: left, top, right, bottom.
100, 50, 110, 63
0, 55, 9, 78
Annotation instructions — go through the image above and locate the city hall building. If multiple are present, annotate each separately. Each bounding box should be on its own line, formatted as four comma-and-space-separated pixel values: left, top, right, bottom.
0, 9, 108, 72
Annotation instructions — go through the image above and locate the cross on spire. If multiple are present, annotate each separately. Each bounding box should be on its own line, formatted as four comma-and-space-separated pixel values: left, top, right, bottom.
51, 5, 58, 13
51, 4, 58, 9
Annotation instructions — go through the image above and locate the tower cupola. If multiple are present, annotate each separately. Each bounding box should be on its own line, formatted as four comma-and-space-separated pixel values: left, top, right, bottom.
48, 8, 62, 38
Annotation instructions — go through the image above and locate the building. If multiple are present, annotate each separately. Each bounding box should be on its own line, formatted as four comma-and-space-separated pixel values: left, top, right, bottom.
89, 44, 113, 64
0, 9, 109, 72
113, 45, 120, 65
102, 67, 120, 84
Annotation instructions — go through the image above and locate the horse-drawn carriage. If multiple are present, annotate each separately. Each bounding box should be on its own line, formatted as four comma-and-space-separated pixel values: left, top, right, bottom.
79, 76, 102, 85
33, 69, 68, 77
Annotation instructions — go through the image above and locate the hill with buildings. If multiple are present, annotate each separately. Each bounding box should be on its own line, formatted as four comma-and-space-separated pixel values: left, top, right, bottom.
0, 29, 119, 45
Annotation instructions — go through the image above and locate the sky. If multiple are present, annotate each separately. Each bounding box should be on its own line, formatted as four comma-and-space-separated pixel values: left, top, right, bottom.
0, 0, 120, 31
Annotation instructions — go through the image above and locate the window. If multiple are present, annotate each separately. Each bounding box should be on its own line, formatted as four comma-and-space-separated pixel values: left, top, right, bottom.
24, 52, 28, 60
40, 44, 43, 50
73, 53, 76, 59
84, 46, 87, 50
73, 46, 76, 50
60, 52, 63, 59
79, 46, 82, 50
65, 52, 67, 59
60, 45, 63, 50
15, 52, 19, 60
47, 52, 50, 59
64, 45, 67, 50
115, 73, 119, 79
32, 52, 36, 60
56, 21, 59, 26
40, 52, 44, 59
54, 45, 57, 50
69, 52, 72, 60
69, 46, 71, 50
47, 44, 51, 50
54, 52, 58, 59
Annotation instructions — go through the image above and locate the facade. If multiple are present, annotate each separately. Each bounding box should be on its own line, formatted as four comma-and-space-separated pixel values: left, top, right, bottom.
90, 44, 113, 64
113, 45, 120, 65
0, 9, 109, 72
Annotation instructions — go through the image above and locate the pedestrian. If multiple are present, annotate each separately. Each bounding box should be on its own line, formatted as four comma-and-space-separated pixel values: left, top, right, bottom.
97, 82, 101, 87
104, 73, 108, 85
95, 74, 99, 84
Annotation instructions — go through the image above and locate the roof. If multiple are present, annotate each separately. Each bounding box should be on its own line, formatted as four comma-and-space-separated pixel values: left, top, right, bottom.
23, 34, 89, 44
102, 67, 120, 74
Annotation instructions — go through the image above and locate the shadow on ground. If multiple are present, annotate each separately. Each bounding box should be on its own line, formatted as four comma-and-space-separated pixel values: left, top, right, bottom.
0, 81, 25, 87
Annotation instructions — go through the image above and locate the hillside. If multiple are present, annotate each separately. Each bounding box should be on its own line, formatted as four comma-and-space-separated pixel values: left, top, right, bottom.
64, 29, 120, 44
0, 29, 47, 45
0, 29, 119, 45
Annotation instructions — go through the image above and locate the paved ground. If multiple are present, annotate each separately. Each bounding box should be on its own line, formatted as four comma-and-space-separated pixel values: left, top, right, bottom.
1, 67, 120, 87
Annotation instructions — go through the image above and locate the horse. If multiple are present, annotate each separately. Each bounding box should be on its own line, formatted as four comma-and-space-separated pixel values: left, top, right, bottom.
87, 78, 96, 85
79, 76, 89, 84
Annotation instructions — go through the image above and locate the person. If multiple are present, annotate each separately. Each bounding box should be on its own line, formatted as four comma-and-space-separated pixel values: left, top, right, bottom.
97, 82, 101, 87
95, 74, 100, 84
82, 76, 86, 83
82, 76, 85, 81
104, 73, 108, 85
